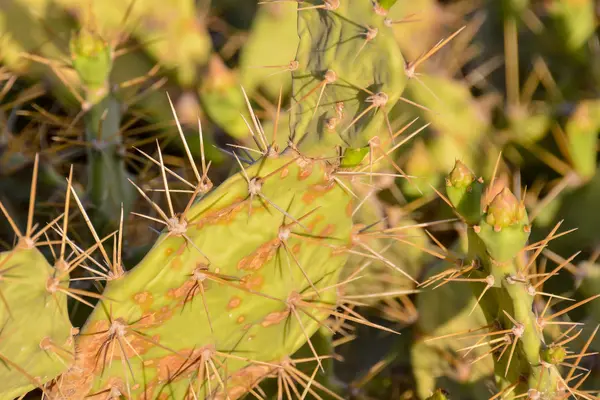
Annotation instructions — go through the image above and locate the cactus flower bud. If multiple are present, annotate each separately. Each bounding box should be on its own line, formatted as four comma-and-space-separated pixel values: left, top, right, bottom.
541, 345, 567, 365
445, 160, 484, 224
69, 28, 112, 89
475, 186, 530, 262
486, 188, 526, 229
447, 160, 475, 188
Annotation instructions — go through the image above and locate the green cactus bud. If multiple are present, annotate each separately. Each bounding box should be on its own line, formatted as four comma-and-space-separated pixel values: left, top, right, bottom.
541, 345, 567, 365
445, 160, 484, 224
70, 28, 112, 90
447, 160, 475, 188
565, 100, 600, 181
485, 188, 526, 228
475, 188, 530, 263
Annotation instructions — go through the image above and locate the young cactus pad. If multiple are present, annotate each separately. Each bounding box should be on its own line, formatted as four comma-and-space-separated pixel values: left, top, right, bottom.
53, 148, 354, 398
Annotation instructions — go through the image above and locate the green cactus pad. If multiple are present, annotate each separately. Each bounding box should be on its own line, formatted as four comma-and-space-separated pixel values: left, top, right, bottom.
55, 153, 354, 398
240, 3, 299, 99
199, 56, 251, 140
0, 247, 74, 399
291, 0, 407, 155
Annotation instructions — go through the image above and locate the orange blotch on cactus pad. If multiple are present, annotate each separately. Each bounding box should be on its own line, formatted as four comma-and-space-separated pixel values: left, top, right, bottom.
169, 257, 183, 270
292, 243, 301, 254
227, 296, 242, 310
307, 214, 325, 232
152, 306, 174, 325
237, 239, 279, 271
156, 348, 202, 382
319, 224, 336, 237
261, 309, 290, 327
298, 163, 314, 180
301, 181, 336, 204
280, 166, 289, 178
241, 274, 264, 290
166, 279, 198, 301
133, 291, 154, 311
346, 200, 353, 216
213, 364, 272, 400
194, 197, 246, 228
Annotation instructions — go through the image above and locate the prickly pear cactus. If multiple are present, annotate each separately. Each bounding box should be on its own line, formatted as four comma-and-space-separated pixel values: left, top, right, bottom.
290, 0, 408, 156
0, 248, 74, 399
53, 143, 355, 397
0, 160, 75, 399
439, 160, 600, 399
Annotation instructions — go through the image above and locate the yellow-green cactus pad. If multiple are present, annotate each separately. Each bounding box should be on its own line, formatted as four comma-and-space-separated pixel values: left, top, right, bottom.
55, 152, 354, 398
0, 247, 74, 399
291, 0, 407, 154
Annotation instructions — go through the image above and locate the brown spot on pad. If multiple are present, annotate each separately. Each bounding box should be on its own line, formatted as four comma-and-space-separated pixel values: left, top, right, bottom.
237, 238, 280, 271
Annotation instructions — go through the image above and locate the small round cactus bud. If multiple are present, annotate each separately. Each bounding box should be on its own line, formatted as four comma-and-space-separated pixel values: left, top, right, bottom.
486, 188, 526, 229
541, 345, 567, 365
445, 161, 484, 224
475, 188, 530, 262
447, 160, 475, 188
69, 28, 113, 89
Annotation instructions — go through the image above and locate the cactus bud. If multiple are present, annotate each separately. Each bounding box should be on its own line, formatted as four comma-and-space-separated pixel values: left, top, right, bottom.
541, 345, 567, 365
475, 187, 530, 262
486, 188, 526, 229
445, 160, 484, 224
565, 100, 600, 181
447, 160, 474, 188
69, 28, 112, 89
